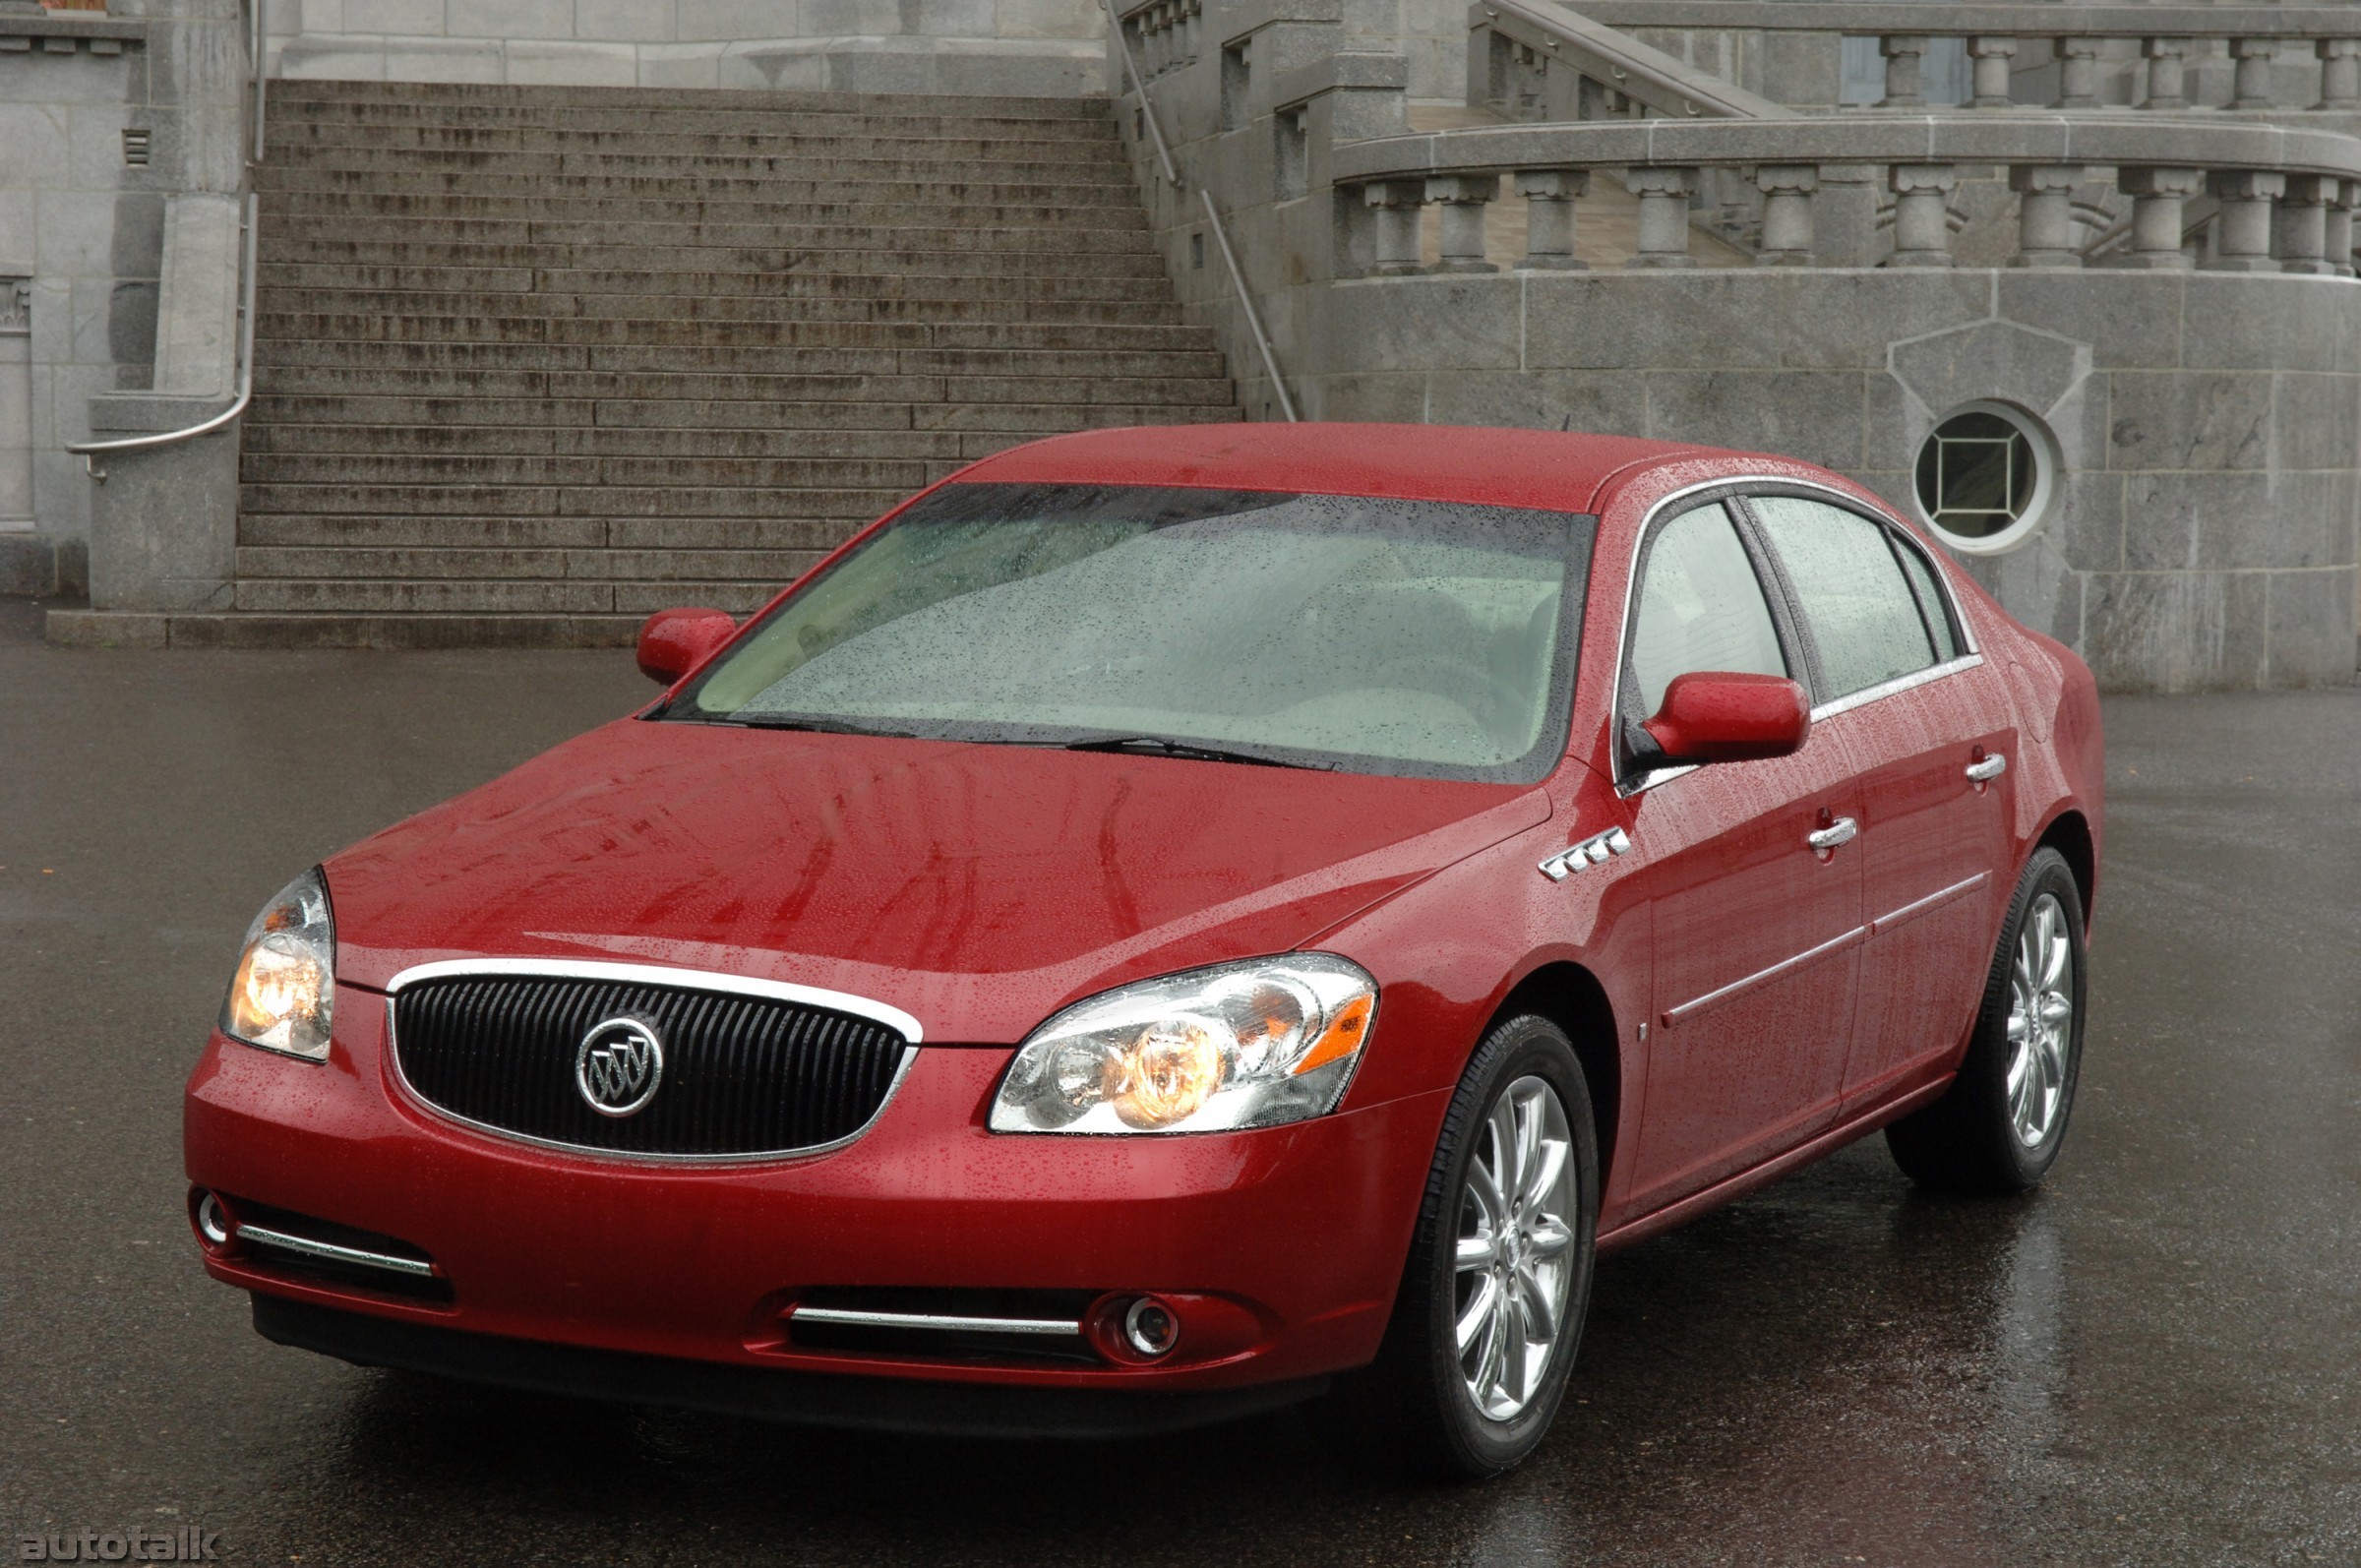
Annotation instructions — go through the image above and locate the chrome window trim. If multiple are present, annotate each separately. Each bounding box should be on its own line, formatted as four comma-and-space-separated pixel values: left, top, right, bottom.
1608, 473, 1982, 797
380, 958, 922, 1167
383, 956, 924, 1043
236, 1223, 439, 1280
791, 1306, 1083, 1340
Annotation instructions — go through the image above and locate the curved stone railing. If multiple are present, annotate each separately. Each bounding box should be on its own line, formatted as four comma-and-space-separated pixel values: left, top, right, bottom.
1551, 2, 2361, 114
1331, 115, 2361, 272
1470, 0, 1784, 120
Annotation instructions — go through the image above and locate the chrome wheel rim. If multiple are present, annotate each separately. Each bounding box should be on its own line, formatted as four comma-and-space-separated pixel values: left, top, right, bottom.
1453, 1074, 1577, 1422
2007, 891, 2076, 1149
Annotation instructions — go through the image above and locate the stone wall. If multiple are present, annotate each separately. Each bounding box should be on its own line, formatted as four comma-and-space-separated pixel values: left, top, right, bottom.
263, 0, 1111, 95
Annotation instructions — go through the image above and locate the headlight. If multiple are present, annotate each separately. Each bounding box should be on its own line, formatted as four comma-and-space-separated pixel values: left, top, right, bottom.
990, 954, 1376, 1134
220, 868, 335, 1061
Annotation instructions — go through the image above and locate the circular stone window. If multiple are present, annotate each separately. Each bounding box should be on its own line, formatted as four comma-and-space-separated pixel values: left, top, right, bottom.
1913, 400, 2057, 554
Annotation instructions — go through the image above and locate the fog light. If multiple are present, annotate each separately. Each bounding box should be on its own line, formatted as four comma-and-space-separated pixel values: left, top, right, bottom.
1123, 1296, 1180, 1357
195, 1191, 232, 1247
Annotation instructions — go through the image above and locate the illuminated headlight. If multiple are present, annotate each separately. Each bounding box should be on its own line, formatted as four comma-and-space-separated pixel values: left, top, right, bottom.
220, 868, 335, 1061
990, 954, 1377, 1134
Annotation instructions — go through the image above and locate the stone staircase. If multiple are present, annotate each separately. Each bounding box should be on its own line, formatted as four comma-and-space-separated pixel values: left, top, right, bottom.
223, 79, 1237, 646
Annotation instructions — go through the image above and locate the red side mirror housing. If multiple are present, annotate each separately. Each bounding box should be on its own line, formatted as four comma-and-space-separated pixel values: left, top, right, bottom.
636, 607, 739, 686
1643, 671, 1811, 765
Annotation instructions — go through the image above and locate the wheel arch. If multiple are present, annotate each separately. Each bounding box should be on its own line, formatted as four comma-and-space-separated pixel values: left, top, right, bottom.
2033, 808, 2097, 929
1483, 962, 1622, 1195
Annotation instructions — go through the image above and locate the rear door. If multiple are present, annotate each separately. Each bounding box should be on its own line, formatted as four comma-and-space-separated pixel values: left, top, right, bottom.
1742, 493, 2018, 1115
1617, 497, 1864, 1215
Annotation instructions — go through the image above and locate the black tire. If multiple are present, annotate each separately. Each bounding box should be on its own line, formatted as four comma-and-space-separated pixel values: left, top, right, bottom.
1886, 846, 2088, 1194
1357, 1014, 1599, 1479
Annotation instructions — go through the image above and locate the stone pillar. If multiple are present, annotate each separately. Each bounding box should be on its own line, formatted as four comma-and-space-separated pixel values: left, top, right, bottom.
1626, 167, 1699, 269
2318, 39, 2361, 110
1889, 163, 1959, 267
2275, 174, 2336, 274
2011, 166, 2083, 268
2207, 170, 2284, 271
1425, 175, 1499, 273
1515, 170, 1589, 270
2329, 180, 2360, 278
1879, 35, 1928, 108
1969, 37, 2019, 108
2143, 37, 2189, 110
1363, 179, 1426, 275
2118, 165, 2204, 269
0, 278, 30, 535
2229, 39, 2278, 110
2058, 39, 2102, 109
1754, 165, 1819, 266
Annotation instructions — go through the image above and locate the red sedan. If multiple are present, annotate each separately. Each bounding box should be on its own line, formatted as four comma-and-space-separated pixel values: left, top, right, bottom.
185, 424, 2101, 1477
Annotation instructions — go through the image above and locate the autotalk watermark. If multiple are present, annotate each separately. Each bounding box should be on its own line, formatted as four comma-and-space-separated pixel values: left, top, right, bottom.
17, 1528, 219, 1562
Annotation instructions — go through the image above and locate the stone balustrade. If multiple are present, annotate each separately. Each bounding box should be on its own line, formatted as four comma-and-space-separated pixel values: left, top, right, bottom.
1330, 116, 2361, 272
1488, 2, 2361, 116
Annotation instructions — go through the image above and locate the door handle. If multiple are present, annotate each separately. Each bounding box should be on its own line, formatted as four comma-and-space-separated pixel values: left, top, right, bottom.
1806, 816, 1857, 852
1965, 753, 2008, 783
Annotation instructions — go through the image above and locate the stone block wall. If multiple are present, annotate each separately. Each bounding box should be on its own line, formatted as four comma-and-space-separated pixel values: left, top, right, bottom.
264, 0, 1112, 95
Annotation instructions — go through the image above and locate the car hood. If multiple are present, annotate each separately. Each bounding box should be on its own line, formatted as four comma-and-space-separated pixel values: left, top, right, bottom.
327, 718, 1548, 1043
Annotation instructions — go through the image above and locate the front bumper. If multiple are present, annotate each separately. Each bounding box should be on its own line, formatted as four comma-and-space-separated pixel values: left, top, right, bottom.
185, 986, 1447, 1402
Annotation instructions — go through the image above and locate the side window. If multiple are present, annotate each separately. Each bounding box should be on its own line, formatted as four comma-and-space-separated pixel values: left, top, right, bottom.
1890, 535, 1962, 663
1628, 502, 1787, 716
1751, 496, 1937, 700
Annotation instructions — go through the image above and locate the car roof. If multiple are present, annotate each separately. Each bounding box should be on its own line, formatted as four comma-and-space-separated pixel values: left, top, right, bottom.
954, 422, 1748, 514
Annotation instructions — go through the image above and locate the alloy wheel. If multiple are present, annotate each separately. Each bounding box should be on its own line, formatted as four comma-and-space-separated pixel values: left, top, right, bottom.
2006, 890, 2075, 1149
1452, 1074, 1577, 1421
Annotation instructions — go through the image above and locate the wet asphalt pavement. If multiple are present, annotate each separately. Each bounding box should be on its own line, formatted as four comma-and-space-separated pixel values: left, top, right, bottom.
2, 594, 2356, 1567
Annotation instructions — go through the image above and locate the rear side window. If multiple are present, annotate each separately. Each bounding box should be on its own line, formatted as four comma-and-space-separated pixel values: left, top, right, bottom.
1891, 536, 1962, 662
1752, 496, 1936, 700
1628, 502, 1787, 715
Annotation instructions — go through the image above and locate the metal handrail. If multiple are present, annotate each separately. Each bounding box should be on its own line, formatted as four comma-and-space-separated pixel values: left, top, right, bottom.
1101, 0, 1299, 421
66, 0, 267, 480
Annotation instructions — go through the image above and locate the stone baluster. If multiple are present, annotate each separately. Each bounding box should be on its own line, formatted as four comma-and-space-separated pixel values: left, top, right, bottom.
1363, 180, 1427, 275
1969, 37, 2019, 108
1889, 163, 1958, 267
1426, 175, 1498, 273
1626, 167, 1699, 269
1879, 36, 1928, 109
2274, 174, 2336, 274
2058, 39, 2102, 110
2143, 38, 2188, 110
2317, 39, 2361, 111
1515, 170, 1589, 270
1754, 165, 1818, 266
2011, 166, 2082, 268
2229, 39, 2278, 110
2207, 171, 2283, 271
2118, 166, 2204, 269
2329, 181, 2360, 278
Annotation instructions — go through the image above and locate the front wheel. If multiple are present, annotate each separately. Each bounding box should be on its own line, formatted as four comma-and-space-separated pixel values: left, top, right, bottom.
1886, 846, 2088, 1194
1361, 1015, 1599, 1478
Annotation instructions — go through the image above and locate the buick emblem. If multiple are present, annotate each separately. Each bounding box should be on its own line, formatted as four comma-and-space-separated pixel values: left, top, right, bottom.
575, 1017, 665, 1118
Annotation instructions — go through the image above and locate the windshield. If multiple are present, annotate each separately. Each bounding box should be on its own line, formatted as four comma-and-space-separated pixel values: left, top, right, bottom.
664, 483, 1596, 783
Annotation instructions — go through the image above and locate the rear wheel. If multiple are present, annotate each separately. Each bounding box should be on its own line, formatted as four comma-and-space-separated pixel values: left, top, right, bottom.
1362, 1015, 1598, 1478
1886, 846, 2087, 1193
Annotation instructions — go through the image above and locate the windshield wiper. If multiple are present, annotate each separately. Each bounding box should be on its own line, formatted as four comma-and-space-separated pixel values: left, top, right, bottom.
1060, 736, 1331, 770
718, 715, 920, 739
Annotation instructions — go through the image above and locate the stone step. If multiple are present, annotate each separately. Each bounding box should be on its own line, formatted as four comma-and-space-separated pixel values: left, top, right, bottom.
254, 262, 1180, 302
265, 78, 1113, 119
233, 544, 828, 584
262, 144, 1121, 178
249, 338, 1228, 381
254, 284, 1183, 326
246, 395, 1237, 433
242, 424, 1033, 461
46, 608, 648, 650
266, 122, 1120, 156
253, 311, 1218, 354
259, 191, 1151, 232
240, 482, 907, 523
251, 363, 1235, 406
240, 451, 946, 488
228, 577, 793, 616
256, 167, 1142, 207
253, 213, 1160, 255
256, 237, 1173, 277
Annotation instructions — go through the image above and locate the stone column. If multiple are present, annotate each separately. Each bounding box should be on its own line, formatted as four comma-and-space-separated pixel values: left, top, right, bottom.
2143, 37, 2189, 110
2229, 39, 2278, 110
1626, 167, 1699, 269
2058, 39, 2102, 109
1363, 179, 1427, 275
1426, 175, 1499, 273
2329, 180, 2360, 278
2011, 166, 2083, 268
1889, 163, 1959, 267
1879, 35, 1928, 108
1969, 36, 2019, 108
2118, 165, 2204, 269
0, 279, 30, 535
2318, 38, 2361, 110
1754, 165, 1819, 266
1515, 169, 1589, 270
2275, 173, 2336, 274
2207, 170, 2284, 271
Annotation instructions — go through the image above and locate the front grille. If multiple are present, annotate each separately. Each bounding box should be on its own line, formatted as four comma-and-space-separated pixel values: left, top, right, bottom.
391, 975, 911, 1158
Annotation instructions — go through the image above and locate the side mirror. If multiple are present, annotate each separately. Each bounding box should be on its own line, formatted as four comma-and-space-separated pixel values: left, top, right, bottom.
636, 607, 739, 686
1643, 672, 1811, 765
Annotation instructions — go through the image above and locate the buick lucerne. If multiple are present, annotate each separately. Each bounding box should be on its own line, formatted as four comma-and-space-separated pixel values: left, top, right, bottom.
185, 423, 2102, 1477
